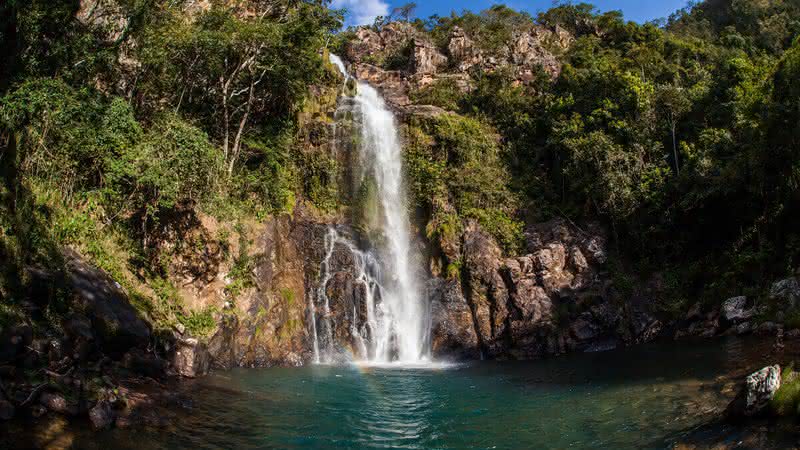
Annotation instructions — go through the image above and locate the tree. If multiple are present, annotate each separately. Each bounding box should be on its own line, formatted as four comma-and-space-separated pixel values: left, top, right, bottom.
392, 3, 417, 22
138, 2, 338, 176
656, 83, 692, 175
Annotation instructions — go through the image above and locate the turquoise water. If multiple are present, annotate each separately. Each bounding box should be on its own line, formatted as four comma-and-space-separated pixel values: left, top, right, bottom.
10, 337, 796, 449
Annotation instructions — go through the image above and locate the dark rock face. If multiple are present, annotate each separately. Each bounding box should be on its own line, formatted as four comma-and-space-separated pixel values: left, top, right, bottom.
65, 252, 151, 354
429, 279, 480, 359
429, 219, 660, 360
0, 399, 14, 421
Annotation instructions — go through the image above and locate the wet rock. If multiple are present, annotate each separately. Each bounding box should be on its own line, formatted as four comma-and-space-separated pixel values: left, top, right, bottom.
0, 324, 33, 363
727, 365, 782, 418
30, 404, 47, 418
570, 317, 600, 341
123, 349, 167, 379
88, 401, 115, 430
429, 279, 480, 359
207, 313, 241, 370
172, 338, 210, 378
736, 322, 753, 335
685, 303, 703, 321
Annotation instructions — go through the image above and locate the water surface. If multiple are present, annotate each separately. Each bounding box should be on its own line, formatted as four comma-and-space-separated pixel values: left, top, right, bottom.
11, 336, 799, 449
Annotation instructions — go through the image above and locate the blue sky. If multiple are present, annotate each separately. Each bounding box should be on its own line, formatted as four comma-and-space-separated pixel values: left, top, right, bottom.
331, 0, 693, 27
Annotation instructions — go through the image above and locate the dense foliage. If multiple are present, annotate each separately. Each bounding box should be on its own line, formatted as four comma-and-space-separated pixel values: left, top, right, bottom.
404, 1, 800, 308
0, 0, 341, 330
2, 0, 800, 331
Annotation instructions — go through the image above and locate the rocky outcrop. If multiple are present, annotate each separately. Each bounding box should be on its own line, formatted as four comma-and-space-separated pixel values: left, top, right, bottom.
429, 219, 660, 360
342, 21, 573, 111
721, 296, 757, 324
412, 39, 447, 75
206, 213, 329, 368
429, 279, 481, 359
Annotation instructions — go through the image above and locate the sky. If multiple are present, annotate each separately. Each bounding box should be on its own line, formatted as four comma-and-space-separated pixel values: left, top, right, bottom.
331, 0, 693, 27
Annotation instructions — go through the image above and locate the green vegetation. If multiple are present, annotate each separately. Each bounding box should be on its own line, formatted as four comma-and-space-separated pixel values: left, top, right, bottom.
2, 0, 800, 341
772, 364, 800, 416
0, 0, 342, 339
399, 0, 800, 315
405, 113, 523, 253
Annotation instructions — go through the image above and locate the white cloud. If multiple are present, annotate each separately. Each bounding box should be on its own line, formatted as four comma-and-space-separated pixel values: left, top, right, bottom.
331, 0, 390, 27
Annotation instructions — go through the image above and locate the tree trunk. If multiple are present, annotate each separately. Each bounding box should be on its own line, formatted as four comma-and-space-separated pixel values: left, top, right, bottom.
671, 118, 680, 176
227, 74, 256, 176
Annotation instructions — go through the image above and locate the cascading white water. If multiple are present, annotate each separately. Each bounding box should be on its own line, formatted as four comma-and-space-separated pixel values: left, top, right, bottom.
309, 54, 428, 364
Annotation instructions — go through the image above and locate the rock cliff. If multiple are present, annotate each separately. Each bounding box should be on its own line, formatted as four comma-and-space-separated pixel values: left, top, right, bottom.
429, 219, 661, 360
341, 21, 572, 113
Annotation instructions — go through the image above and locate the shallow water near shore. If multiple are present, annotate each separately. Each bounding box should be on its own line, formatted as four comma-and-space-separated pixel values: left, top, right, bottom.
7, 336, 800, 449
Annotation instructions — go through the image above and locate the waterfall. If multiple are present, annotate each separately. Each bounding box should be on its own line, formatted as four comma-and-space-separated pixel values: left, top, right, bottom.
309, 54, 429, 364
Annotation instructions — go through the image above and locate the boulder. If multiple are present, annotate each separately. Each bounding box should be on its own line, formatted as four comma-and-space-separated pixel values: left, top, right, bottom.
89, 401, 115, 430
40, 392, 78, 416
721, 296, 755, 324
755, 321, 779, 335
736, 322, 753, 335
770, 277, 800, 309
172, 338, 210, 378
123, 349, 168, 379
727, 365, 782, 418
0, 325, 33, 363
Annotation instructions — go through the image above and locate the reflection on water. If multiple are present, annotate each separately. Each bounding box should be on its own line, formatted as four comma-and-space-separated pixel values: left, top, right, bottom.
4, 336, 799, 449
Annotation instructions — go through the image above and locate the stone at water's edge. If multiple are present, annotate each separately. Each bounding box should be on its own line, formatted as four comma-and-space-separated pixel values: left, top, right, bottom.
745, 365, 782, 415
727, 365, 782, 419
172, 337, 210, 378
770, 277, 800, 308
429, 218, 661, 360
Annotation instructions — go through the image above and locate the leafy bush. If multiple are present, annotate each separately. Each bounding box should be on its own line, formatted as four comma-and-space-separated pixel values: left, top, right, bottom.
410, 78, 464, 111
